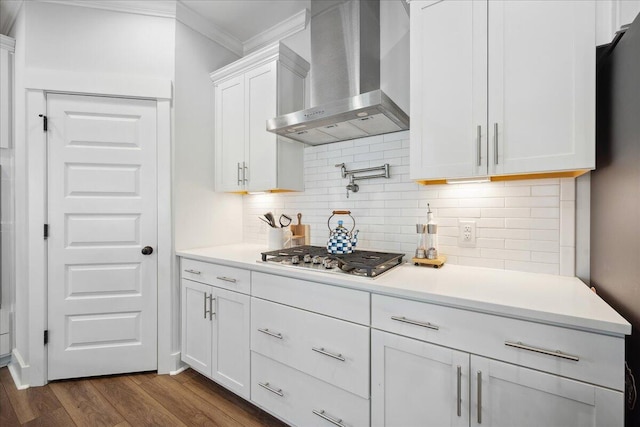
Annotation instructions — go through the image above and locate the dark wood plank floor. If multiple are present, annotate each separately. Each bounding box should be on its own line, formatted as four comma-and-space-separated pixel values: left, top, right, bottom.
0, 367, 287, 427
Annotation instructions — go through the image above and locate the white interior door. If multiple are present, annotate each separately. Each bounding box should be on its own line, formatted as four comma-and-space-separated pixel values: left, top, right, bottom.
47, 93, 158, 380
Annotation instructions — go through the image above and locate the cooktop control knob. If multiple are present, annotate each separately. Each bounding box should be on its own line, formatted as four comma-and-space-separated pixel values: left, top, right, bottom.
323, 258, 335, 269
312, 255, 323, 264
291, 255, 300, 264
303, 254, 312, 263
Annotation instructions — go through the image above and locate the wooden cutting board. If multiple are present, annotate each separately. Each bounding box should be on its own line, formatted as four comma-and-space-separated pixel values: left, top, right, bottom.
291, 213, 306, 243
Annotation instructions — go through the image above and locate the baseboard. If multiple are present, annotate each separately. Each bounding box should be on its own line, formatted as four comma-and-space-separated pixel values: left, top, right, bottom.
165, 351, 186, 376
169, 364, 189, 376
8, 349, 29, 389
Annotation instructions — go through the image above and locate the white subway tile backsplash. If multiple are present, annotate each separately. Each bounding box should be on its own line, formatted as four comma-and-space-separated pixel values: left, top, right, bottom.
243, 131, 575, 275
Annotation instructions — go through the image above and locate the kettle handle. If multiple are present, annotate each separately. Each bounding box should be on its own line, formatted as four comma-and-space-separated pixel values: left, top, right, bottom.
327, 211, 356, 233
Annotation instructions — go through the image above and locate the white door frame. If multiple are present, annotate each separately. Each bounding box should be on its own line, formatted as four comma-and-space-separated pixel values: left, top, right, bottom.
11, 69, 176, 387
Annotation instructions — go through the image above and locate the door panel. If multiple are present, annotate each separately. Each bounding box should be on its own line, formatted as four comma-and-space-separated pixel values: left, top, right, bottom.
215, 76, 245, 191
410, 0, 487, 180
371, 330, 469, 427
47, 93, 157, 380
212, 287, 250, 399
488, 0, 595, 174
470, 356, 623, 427
181, 279, 212, 376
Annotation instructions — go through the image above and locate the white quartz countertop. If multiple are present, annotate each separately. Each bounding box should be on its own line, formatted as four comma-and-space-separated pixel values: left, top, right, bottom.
177, 244, 631, 336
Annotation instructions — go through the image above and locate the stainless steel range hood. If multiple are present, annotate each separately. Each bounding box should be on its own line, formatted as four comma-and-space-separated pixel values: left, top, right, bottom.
266, 0, 409, 145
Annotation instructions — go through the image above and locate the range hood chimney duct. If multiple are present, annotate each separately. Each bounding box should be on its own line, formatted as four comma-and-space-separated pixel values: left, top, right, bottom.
266, 0, 409, 145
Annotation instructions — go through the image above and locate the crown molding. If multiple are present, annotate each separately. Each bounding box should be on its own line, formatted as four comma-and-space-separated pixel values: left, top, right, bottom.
243, 8, 309, 56
0, 0, 23, 36
0, 34, 16, 51
37, 0, 176, 18
176, 1, 243, 57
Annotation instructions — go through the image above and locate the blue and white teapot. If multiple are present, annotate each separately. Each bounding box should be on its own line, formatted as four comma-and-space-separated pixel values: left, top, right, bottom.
327, 210, 359, 254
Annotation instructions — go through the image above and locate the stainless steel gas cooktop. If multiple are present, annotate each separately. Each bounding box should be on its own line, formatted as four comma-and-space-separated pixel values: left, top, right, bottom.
260, 245, 405, 278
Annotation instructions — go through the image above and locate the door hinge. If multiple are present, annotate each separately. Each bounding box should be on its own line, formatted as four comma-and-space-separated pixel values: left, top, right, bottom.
38, 114, 48, 131
44, 224, 49, 239
44, 330, 48, 345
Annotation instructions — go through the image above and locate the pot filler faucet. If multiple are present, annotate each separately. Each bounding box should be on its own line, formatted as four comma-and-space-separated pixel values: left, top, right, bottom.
335, 163, 391, 198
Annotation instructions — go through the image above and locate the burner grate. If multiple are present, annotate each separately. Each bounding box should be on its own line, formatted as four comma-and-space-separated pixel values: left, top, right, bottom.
260, 246, 404, 277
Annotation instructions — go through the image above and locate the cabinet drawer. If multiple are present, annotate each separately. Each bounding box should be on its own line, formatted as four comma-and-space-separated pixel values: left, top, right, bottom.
252, 272, 369, 324
372, 294, 625, 391
251, 352, 370, 427
181, 258, 250, 294
252, 298, 369, 398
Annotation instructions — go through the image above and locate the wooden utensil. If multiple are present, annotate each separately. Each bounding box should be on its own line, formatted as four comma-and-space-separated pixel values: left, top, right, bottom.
291, 213, 305, 242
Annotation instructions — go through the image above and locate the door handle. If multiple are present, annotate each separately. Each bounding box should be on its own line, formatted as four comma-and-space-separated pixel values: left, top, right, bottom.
141, 246, 153, 255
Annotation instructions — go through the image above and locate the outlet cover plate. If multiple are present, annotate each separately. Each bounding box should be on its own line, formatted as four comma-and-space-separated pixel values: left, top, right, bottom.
458, 220, 476, 247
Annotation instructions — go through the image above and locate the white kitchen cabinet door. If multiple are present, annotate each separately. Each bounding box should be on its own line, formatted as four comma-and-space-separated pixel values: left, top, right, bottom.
245, 62, 278, 192
488, 0, 596, 175
181, 279, 212, 376
410, 0, 596, 181
371, 330, 469, 427
211, 286, 251, 399
470, 356, 623, 427
214, 75, 245, 192
410, 0, 488, 180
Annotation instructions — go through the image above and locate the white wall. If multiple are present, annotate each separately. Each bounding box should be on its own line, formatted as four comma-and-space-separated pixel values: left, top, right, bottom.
24, 2, 175, 79
11, 0, 177, 386
173, 20, 243, 251
243, 131, 578, 276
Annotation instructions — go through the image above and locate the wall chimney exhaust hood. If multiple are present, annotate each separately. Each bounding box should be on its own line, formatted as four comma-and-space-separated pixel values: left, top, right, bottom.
266, 0, 409, 145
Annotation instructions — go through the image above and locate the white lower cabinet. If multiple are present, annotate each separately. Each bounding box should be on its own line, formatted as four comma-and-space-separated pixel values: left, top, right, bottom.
371, 330, 469, 427
252, 352, 370, 427
180, 278, 250, 399
470, 356, 623, 427
371, 329, 623, 427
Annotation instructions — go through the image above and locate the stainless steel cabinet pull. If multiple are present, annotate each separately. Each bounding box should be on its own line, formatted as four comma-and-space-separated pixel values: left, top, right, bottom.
209, 295, 215, 320
312, 409, 344, 427
456, 365, 462, 417
237, 162, 242, 186
258, 382, 283, 397
505, 341, 579, 361
243, 161, 248, 184
493, 122, 499, 165
312, 347, 345, 362
185, 269, 201, 275
258, 328, 283, 339
477, 125, 482, 166
477, 371, 482, 424
216, 276, 237, 283
203, 293, 208, 319
391, 316, 439, 331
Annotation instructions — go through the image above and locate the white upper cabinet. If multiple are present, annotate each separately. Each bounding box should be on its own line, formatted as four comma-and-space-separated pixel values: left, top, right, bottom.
211, 43, 309, 192
410, 0, 596, 181
0, 35, 15, 149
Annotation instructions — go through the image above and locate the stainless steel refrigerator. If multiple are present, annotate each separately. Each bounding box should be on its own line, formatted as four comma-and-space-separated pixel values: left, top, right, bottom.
592, 12, 640, 427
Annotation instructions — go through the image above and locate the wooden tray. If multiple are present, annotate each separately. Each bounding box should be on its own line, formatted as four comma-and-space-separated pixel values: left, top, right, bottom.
412, 256, 447, 268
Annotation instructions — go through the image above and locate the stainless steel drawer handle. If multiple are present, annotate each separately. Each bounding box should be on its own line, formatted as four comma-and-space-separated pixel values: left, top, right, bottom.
216, 276, 237, 283
258, 328, 283, 339
391, 316, 439, 331
237, 162, 242, 186
209, 295, 215, 320
505, 341, 579, 362
312, 347, 345, 362
456, 365, 462, 417
312, 409, 344, 427
477, 371, 482, 424
203, 293, 208, 319
185, 269, 201, 275
258, 382, 283, 397
476, 125, 482, 166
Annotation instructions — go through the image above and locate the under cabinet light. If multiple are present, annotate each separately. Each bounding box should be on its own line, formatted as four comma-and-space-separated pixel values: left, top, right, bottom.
445, 177, 491, 184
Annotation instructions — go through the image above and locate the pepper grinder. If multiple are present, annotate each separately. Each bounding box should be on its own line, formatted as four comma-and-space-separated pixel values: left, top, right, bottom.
426, 204, 439, 260
415, 224, 427, 258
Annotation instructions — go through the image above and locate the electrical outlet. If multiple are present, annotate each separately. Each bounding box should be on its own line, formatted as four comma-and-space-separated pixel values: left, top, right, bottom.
458, 220, 476, 247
